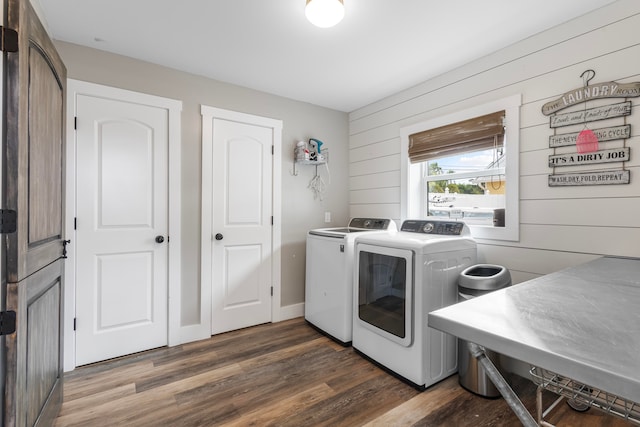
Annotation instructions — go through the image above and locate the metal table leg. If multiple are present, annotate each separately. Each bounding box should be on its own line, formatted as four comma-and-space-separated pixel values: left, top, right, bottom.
468, 342, 538, 427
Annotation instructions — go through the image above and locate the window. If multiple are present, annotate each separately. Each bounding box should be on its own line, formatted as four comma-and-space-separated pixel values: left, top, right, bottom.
400, 95, 521, 241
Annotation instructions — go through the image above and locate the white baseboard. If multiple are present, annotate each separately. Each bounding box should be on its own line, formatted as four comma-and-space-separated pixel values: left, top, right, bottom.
175, 324, 211, 346
275, 303, 304, 322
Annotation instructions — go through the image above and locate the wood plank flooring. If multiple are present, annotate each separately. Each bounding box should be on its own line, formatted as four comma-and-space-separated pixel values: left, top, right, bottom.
54, 318, 631, 426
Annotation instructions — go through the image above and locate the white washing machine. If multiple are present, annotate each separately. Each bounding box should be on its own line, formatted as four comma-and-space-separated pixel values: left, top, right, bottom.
305, 218, 397, 344
352, 219, 476, 388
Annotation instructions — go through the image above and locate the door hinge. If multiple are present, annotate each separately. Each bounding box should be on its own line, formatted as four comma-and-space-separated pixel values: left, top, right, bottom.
74, 217, 77, 230
271, 145, 274, 155
73, 318, 77, 331
0, 27, 18, 53
271, 216, 273, 225
270, 286, 273, 297
74, 116, 77, 130
0, 311, 17, 335
0, 209, 17, 233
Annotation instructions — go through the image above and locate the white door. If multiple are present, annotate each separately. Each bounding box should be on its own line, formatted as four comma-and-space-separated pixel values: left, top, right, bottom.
204, 110, 276, 335
75, 94, 169, 366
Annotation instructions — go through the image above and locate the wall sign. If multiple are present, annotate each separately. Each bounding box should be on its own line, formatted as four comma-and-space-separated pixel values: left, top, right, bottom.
549, 101, 631, 128
548, 170, 630, 187
542, 82, 640, 115
548, 147, 629, 167
543, 70, 635, 186
549, 125, 630, 148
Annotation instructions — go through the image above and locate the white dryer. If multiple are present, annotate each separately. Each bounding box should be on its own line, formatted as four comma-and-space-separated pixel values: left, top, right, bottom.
305, 218, 397, 344
353, 219, 476, 388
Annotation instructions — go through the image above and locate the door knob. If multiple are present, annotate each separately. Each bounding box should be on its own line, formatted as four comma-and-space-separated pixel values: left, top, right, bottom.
215, 233, 223, 241
155, 235, 165, 243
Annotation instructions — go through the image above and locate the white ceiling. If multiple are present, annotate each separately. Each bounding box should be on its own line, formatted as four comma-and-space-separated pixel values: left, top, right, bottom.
34, 0, 618, 112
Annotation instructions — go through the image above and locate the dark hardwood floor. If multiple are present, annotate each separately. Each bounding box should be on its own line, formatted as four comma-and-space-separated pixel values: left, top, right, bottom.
54, 318, 631, 426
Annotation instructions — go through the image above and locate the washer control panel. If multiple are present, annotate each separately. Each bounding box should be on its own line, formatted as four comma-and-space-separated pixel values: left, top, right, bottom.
348, 218, 393, 230
400, 219, 466, 235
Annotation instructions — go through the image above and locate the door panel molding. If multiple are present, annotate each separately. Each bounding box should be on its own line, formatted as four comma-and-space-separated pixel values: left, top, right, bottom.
5, 0, 66, 284
65, 80, 182, 370
5, 260, 64, 427
201, 105, 282, 339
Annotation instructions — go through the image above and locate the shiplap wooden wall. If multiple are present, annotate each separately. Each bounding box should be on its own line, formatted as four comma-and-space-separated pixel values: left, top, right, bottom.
349, 0, 640, 284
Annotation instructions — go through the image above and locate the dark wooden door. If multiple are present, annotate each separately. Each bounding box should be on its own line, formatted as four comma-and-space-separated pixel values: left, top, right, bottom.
3, 0, 67, 425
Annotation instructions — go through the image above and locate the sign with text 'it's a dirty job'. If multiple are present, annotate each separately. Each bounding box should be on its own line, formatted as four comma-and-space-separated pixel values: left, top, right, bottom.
548, 147, 629, 167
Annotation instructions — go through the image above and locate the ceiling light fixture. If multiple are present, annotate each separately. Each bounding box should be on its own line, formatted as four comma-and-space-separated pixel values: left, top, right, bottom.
305, 0, 345, 28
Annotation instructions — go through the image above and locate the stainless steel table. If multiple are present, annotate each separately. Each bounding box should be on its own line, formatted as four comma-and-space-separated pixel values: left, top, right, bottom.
428, 256, 640, 425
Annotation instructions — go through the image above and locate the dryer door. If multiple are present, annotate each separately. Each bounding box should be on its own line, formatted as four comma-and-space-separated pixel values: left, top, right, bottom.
355, 243, 413, 347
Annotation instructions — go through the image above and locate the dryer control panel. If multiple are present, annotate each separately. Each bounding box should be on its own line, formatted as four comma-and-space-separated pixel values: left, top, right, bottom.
400, 219, 466, 235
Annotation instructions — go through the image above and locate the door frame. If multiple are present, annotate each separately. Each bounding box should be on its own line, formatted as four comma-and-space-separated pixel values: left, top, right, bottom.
64, 79, 182, 371
200, 105, 283, 336
0, 4, 5, 424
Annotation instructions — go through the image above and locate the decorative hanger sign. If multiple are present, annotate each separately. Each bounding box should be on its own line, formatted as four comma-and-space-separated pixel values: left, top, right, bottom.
543, 69, 636, 186
542, 70, 640, 115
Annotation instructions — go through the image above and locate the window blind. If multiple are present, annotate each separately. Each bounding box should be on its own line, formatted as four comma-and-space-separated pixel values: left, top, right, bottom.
408, 110, 505, 163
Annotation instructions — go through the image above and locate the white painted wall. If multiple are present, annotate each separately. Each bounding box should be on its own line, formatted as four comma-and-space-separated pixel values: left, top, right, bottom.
349, 0, 640, 284
54, 41, 349, 329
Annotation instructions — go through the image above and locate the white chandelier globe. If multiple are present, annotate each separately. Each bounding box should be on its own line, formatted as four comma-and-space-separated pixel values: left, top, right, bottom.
305, 0, 345, 28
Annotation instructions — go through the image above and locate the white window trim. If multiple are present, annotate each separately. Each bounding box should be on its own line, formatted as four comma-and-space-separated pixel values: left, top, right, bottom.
400, 94, 521, 241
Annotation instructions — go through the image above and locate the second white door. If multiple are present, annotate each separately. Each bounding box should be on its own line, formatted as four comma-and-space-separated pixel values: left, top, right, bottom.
75, 93, 169, 366
207, 113, 274, 334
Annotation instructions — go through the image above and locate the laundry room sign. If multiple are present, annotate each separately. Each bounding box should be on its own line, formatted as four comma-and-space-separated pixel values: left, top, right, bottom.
542, 82, 640, 115
542, 70, 637, 187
